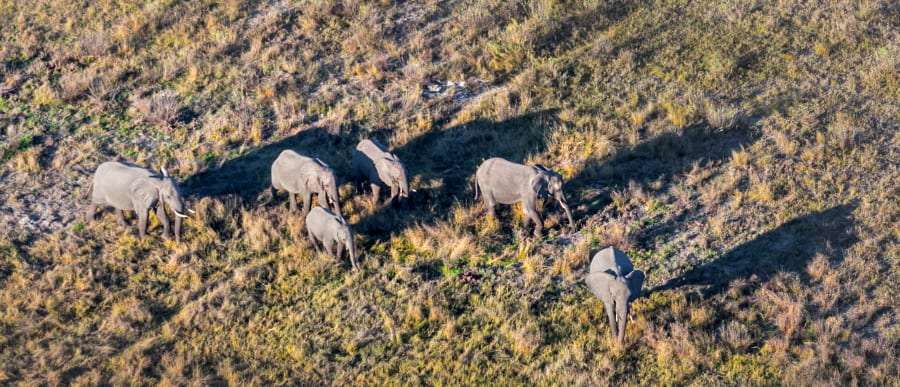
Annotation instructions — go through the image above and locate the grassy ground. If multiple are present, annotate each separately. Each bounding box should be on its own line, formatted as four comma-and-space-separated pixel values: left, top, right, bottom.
1, 0, 898, 384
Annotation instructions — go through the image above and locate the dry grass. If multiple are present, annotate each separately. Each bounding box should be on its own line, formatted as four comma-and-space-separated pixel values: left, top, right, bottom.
0, 0, 898, 384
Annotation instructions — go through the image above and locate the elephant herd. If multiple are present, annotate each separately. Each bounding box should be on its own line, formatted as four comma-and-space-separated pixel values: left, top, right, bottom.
84, 137, 644, 343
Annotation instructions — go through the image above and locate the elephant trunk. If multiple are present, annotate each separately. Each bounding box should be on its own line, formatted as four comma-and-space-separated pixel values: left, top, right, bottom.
616, 293, 629, 344
555, 191, 574, 228
327, 183, 341, 214
398, 174, 409, 198
168, 194, 187, 242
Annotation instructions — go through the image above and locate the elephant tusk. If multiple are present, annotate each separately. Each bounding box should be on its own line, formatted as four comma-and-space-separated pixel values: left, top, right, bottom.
173, 210, 189, 218
187, 208, 196, 214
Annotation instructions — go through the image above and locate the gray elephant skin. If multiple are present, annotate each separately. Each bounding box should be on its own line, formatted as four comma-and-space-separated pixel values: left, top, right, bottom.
305, 206, 358, 270
474, 157, 574, 237
86, 161, 190, 241
351, 139, 409, 205
585, 247, 645, 344
271, 150, 341, 215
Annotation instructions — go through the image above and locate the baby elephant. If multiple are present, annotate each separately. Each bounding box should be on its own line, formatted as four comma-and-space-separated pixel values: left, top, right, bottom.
86, 161, 191, 241
585, 247, 645, 344
475, 157, 574, 237
271, 150, 341, 216
352, 139, 409, 206
305, 206, 358, 270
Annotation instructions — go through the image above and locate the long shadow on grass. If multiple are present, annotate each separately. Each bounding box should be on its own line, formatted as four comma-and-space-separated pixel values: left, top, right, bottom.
355, 109, 559, 237
652, 202, 858, 299
566, 124, 756, 219
182, 127, 353, 202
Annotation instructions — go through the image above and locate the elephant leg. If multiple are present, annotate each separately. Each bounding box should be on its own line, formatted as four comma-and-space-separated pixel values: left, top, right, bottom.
136, 209, 148, 238
324, 239, 335, 257
524, 202, 543, 237
483, 193, 497, 219
116, 209, 127, 226
335, 243, 344, 261
84, 204, 97, 222
302, 192, 313, 215
371, 184, 381, 205
157, 205, 171, 239
385, 185, 398, 207
289, 192, 298, 212
616, 298, 629, 343
306, 227, 319, 253
307, 230, 320, 253
174, 216, 182, 243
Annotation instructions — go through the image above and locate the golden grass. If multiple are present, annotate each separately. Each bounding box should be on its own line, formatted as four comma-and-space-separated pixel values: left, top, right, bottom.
0, 0, 897, 384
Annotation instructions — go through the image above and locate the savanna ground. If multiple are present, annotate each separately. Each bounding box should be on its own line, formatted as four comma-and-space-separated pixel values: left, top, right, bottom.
1, 0, 898, 384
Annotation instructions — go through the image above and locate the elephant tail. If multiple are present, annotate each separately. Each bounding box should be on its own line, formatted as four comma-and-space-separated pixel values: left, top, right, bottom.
82, 180, 93, 201
473, 177, 480, 201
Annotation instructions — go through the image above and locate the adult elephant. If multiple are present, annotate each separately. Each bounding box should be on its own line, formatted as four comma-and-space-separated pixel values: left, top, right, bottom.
585, 247, 645, 344
86, 161, 191, 241
351, 138, 409, 206
474, 157, 574, 237
271, 150, 342, 216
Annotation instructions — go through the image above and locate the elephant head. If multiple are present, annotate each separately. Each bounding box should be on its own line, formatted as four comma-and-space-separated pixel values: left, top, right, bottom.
586, 268, 645, 344
130, 167, 191, 240
377, 154, 409, 198
335, 220, 358, 270
311, 161, 341, 214
531, 167, 574, 227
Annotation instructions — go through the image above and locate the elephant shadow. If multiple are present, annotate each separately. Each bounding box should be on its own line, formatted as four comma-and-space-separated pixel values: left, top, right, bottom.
651, 202, 859, 299
355, 109, 560, 236
182, 127, 354, 202
566, 123, 757, 218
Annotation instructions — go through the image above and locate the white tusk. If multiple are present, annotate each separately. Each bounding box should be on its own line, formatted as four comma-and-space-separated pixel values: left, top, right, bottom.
410, 189, 417, 193
187, 208, 196, 214
161, 166, 168, 177
173, 210, 189, 218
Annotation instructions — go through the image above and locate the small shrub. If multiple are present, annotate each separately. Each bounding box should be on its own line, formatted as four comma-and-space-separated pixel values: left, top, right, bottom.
703, 100, 740, 129
32, 83, 60, 106
12, 147, 40, 174
131, 89, 180, 128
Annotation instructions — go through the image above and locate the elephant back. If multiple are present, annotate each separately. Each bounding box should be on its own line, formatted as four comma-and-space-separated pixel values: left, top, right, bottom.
356, 139, 389, 157
93, 161, 155, 208
589, 247, 634, 277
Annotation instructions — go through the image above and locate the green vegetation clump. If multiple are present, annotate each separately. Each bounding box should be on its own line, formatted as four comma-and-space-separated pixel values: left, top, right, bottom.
1, 0, 897, 384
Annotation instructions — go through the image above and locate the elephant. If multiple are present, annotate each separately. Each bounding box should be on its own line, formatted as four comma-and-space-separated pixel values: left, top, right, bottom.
271, 150, 341, 216
351, 139, 409, 206
474, 157, 574, 237
305, 206, 358, 270
584, 247, 645, 344
85, 161, 191, 241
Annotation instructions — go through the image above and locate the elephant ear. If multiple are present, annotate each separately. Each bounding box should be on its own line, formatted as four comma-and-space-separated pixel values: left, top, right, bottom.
529, 173, 549, 197
130, 177, 159, 210
625, 270, 645, 302
302, 173, 319, 190
376, 157, 395, 181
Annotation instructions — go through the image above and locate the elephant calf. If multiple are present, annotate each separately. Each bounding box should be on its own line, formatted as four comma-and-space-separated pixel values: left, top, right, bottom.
474, 157, 574, 237
351, 139, 409, 206
86, 161, 191, 241
584, 247, 645, 344
305, 206, 358, 270
271, 150, 341, 216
